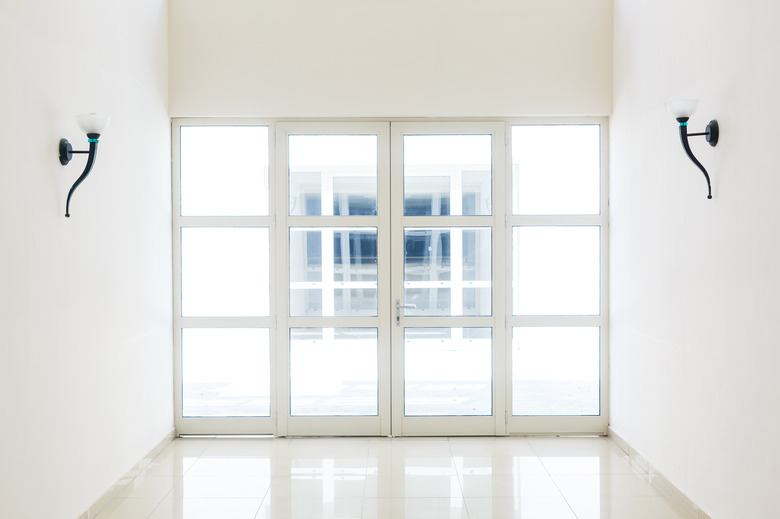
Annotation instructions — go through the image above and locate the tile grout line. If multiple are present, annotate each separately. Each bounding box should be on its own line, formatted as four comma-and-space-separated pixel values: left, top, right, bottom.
447, 438, 471, 519
528, 438, 584, 519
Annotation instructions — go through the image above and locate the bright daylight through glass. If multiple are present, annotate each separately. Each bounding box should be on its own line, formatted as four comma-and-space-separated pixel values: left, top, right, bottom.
175, 122, 603, 428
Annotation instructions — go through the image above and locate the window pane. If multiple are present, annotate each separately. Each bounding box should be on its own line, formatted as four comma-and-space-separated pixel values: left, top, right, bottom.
513, 226, 600, 315
512, 125, 600, 215
404, 135, 492, 216
404, 228, 491, 316
290, 228, 378, 317
180, 126, 269, 216
181, 228, 269, 317
405, 328, 492, 416
512, 327, 600, 416
289, 135, 378, 216
182, 328, 271, 417
290, 328, 378, 416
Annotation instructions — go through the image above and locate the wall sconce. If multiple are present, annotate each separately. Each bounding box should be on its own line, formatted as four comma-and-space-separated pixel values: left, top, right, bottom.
59, 113, 110, 217
665, 99, 719, 199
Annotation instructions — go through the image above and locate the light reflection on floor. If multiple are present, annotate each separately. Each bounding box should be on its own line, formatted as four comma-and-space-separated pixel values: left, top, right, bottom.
94, 436, 689, 519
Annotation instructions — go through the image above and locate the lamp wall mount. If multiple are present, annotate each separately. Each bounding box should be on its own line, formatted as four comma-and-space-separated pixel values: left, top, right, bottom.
684, 119, 719, 147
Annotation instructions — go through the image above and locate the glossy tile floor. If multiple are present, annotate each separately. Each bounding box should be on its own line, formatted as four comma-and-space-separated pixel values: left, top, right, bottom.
95, 437, 689, 519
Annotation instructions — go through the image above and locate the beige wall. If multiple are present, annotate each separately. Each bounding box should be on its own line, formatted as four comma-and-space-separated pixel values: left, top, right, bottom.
0, 1, 172, 518
169, 0, 613, 117
610, 1, 780, 517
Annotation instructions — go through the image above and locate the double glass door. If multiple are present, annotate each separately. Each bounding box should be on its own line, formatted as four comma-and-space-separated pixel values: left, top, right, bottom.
282, 122, 503, 436
173, 119, 606, 436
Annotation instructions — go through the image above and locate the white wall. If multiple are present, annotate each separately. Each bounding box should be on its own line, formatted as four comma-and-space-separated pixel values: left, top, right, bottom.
611, 1, 780, 517
0, 1, 172, 518
169, 0, 613, 117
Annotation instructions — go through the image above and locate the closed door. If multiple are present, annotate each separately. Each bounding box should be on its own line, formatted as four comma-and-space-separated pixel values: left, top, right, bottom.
389, 123, 505, 436
172, 118, 607, 437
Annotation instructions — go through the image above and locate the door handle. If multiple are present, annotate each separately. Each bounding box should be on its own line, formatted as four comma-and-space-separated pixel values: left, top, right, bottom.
395, 299, 417, 326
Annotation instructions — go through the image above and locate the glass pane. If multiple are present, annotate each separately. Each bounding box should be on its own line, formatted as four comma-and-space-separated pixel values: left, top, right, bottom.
290, 328, 378, 416
512, 327, 600, 416
289, 135, 378, 216
513, 226, 600, 315
181, 228, 269, 317
404, 228, 491, 316
404, 328, 492, 416
182, 328, 271, 417
512, 125, 600, 215
290, 228, 378, 317
404, 135, 492, 216
180, 126, 269, 216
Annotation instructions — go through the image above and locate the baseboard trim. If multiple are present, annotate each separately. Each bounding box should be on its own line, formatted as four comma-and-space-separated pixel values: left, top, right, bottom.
608, 427, 712, 519
77, 428, 175, 519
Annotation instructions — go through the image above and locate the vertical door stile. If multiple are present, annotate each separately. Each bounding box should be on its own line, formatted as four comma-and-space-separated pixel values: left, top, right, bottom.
275, 124, 289, 437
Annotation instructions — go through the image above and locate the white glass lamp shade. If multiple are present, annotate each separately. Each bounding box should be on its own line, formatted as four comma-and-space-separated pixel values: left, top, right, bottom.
77, 113, 111, 135
665, 99, 699, 119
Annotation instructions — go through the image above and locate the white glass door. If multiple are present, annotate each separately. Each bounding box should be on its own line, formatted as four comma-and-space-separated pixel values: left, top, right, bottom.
172, 118, 608, 437
279, 123, 391, 436
390, 123, 506, 436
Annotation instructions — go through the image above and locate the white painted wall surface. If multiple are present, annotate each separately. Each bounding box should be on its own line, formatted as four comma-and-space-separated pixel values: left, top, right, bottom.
611, 1, 780, 517
169, 0, 613, 117
0, 1, 172, 518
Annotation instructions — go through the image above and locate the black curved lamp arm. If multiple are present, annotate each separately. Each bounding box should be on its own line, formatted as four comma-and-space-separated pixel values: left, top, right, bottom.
65, 135, 99, 218
678, 122, 713, 200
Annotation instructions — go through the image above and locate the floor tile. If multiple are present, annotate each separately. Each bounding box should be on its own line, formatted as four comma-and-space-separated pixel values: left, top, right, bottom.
368, 456, 458, 476
255, 497, 364, 519
492, 437, 538, 455
364, 473, 463, 498
118, 476, 177, 498
459, 472, 564, 498
362, 497, 469, 519
186, 457, 275, 477
287, 438, 370, 458
266, 473, 367, 498
467, 496, 577, 519
137, 457, 197, 478
157, 439, 213, 459
93, 437, 689, 519
527, 437, 621, 457
284, 457, 369, 476
552, 473, 658, 498
565, 495, 689, 519
200, 438, 290, 458
368, 438, 453, 458
454, 455, 547, 477
539, 453, 636, 475
148, 496, 262, 519
174, 475, 271, 499
94, 497, 163, 519
449, 437, 535, 457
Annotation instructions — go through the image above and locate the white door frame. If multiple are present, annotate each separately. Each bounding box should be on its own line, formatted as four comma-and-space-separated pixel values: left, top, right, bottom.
505, 117, 609, 435
389, 122, 507, 436
172, 118, 278, 435
171, 117, 609, 437
276, 122, 391, 436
